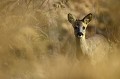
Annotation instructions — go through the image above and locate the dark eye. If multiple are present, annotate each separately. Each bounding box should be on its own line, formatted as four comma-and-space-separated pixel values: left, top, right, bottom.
74, 27, 78, 29
77, 23, 79, 26
83, 26, 85, 30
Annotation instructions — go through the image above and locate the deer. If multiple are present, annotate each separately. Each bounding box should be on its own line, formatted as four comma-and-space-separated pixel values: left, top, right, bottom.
68, 13, 110, 64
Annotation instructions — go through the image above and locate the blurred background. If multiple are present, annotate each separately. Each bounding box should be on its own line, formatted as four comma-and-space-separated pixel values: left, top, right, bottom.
0, 0, 120, 79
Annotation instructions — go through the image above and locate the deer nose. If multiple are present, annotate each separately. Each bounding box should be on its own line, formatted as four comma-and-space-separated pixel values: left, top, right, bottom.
77, 32, 83, 36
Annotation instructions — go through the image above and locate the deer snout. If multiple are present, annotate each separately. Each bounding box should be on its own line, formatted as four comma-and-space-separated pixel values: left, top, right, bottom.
77, 32, 83, 37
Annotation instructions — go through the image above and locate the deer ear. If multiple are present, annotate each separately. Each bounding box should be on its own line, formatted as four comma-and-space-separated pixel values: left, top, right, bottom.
68, 13, 75, 24
82, 13, 92, 24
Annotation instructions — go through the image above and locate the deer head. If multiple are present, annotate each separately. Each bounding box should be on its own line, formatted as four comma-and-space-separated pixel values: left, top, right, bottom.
68, 13, 92, 38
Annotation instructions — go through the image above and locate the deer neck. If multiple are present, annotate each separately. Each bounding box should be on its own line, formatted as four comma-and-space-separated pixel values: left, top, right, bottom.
75, 37, 83, 59
75, 35, 88, 58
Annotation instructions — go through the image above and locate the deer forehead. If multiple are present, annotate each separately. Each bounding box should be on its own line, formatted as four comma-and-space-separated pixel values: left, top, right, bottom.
82, 22, 87, 27
75, 21, 87, 27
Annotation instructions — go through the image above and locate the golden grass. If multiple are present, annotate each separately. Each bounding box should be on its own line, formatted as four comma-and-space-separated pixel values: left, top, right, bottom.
0, 0, 120, 79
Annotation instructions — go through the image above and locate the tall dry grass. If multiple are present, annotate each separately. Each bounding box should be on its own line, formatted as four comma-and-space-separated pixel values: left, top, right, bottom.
0, 0, 120, 79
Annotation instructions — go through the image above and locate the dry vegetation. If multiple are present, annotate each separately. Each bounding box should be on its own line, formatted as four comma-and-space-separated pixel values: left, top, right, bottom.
0, 0, 120, 79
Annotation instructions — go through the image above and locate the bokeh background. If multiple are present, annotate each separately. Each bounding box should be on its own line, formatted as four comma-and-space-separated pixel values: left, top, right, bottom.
0, 0, 120, 79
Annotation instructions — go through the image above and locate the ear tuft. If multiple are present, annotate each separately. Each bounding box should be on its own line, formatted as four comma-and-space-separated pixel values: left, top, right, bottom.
68, 13, 75, 24
82, 13, 93, 24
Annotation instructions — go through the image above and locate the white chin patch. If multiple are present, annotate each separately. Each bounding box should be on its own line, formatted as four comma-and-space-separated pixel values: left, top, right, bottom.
78, 35, 83, 38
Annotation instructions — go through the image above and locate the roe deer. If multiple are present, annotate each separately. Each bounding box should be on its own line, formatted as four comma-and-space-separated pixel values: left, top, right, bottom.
68, 13, 110, 64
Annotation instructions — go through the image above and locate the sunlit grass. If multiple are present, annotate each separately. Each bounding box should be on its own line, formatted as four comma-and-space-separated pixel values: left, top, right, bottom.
0, 0, 120, 79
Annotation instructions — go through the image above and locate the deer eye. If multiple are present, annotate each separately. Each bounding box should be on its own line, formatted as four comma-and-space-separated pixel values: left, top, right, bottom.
83, 26, 85, 30
74, 27, 78, 29
76, 23, 80, 26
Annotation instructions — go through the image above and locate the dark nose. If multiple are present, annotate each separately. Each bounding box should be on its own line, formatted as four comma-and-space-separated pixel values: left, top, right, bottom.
77, 32, 83, 36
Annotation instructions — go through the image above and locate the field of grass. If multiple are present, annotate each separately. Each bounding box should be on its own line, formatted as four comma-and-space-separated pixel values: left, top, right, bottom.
0, 0, 120, 79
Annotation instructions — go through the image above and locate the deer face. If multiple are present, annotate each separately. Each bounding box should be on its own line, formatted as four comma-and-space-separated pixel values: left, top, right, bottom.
68, 13, 92, 38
